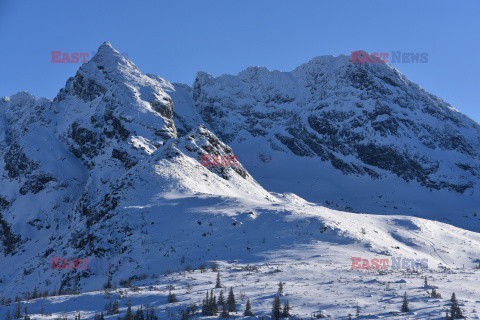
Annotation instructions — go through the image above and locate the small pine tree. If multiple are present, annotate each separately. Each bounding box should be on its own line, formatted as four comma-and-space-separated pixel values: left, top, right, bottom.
244, 299, 253, 316
278, 281, 284, 295
32, 287, 38, 299
14, 301, 22, 319
146, 307, 157, 320
348, 314, 352, 320
221, 302, 229, 319
113, 300, 120, 314
124, 303, 134, 320
135, 306, 145, 320
186, 302, 197, 316
431, 288, 442, 299
281, 301, 291, 318
212, 295, 218, 315
180, 309, 188, 320
450, 293, 464, 319
227, 287, 236, 312
356, 304, 360, 318
104, 277, 113, 290
202, 291, 209, 316
218, 290, 225, 307
272, 296, 281, 320
401, 292, 410, 312
424, 276, 428, 288
216, 272, 222, 288
6, 309, 11, 320
167, 290, 177, 303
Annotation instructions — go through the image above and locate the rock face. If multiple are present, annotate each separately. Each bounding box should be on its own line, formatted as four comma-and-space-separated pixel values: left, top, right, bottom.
188, 55, 480, 219
192, 56, 480, 192
0, 43, 269, 297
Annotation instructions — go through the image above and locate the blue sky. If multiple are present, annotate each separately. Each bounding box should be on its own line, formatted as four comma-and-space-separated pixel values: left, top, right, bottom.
1, 0, 479, 122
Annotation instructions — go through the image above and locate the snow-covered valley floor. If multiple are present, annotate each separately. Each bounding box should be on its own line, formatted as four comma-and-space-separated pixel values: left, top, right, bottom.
2, 253, 479, 319
2, 191, 480, 319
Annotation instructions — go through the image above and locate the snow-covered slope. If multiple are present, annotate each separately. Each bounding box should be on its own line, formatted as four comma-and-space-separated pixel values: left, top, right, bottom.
1, 43, 480, 319
0, 42, 275, 298
171, 54, 480, 229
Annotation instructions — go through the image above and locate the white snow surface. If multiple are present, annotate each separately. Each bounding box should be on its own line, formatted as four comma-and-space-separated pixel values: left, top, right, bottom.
0, 44, 479, 319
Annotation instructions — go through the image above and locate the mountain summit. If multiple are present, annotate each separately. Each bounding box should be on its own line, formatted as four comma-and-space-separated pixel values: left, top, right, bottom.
183, 54, 480, 225
1, 43, 480, 300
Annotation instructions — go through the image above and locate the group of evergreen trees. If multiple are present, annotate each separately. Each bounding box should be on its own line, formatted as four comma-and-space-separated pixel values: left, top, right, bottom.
0, 285, 67, 308
424, 277, 464, 318
272, 295, 291, 319
119, 303, 157, 320
3, 271, 469, 319
201, 287, 239, 318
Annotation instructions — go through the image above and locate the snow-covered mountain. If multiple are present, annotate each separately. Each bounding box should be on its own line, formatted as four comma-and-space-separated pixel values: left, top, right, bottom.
1, 43, 480, 319
171, 53, 480, 229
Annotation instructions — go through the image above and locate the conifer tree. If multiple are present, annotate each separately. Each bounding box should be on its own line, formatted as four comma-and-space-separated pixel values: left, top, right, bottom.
244, 299, 253, 316
281, 301, 290, 318
401, 292, 410, 312
272, 296, 281, 320
216, 272, 222, 288
221, 301, 229, 319
167, 290, 177, 303
104, 277, 113, 289
218, 290, 225, 307
431, 288, 442, 299
14, 301, 21, 319
348, 314, 352, 320
146, 307, 157, 320
124, 303, 134, 320
202, 291, 209, 316
112, 300, 120, 314
450, 293, 464, 319
212, 295, 218, 314
278, 281, 284, 295
356, 304, 360, 318
227, 287, 236, 312
136, 306, 145, 320
424, 276, 428, 288
6, 309, 11, 320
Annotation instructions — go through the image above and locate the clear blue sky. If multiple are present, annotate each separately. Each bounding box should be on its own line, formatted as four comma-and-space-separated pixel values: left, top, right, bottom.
1, 0, 479, 122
